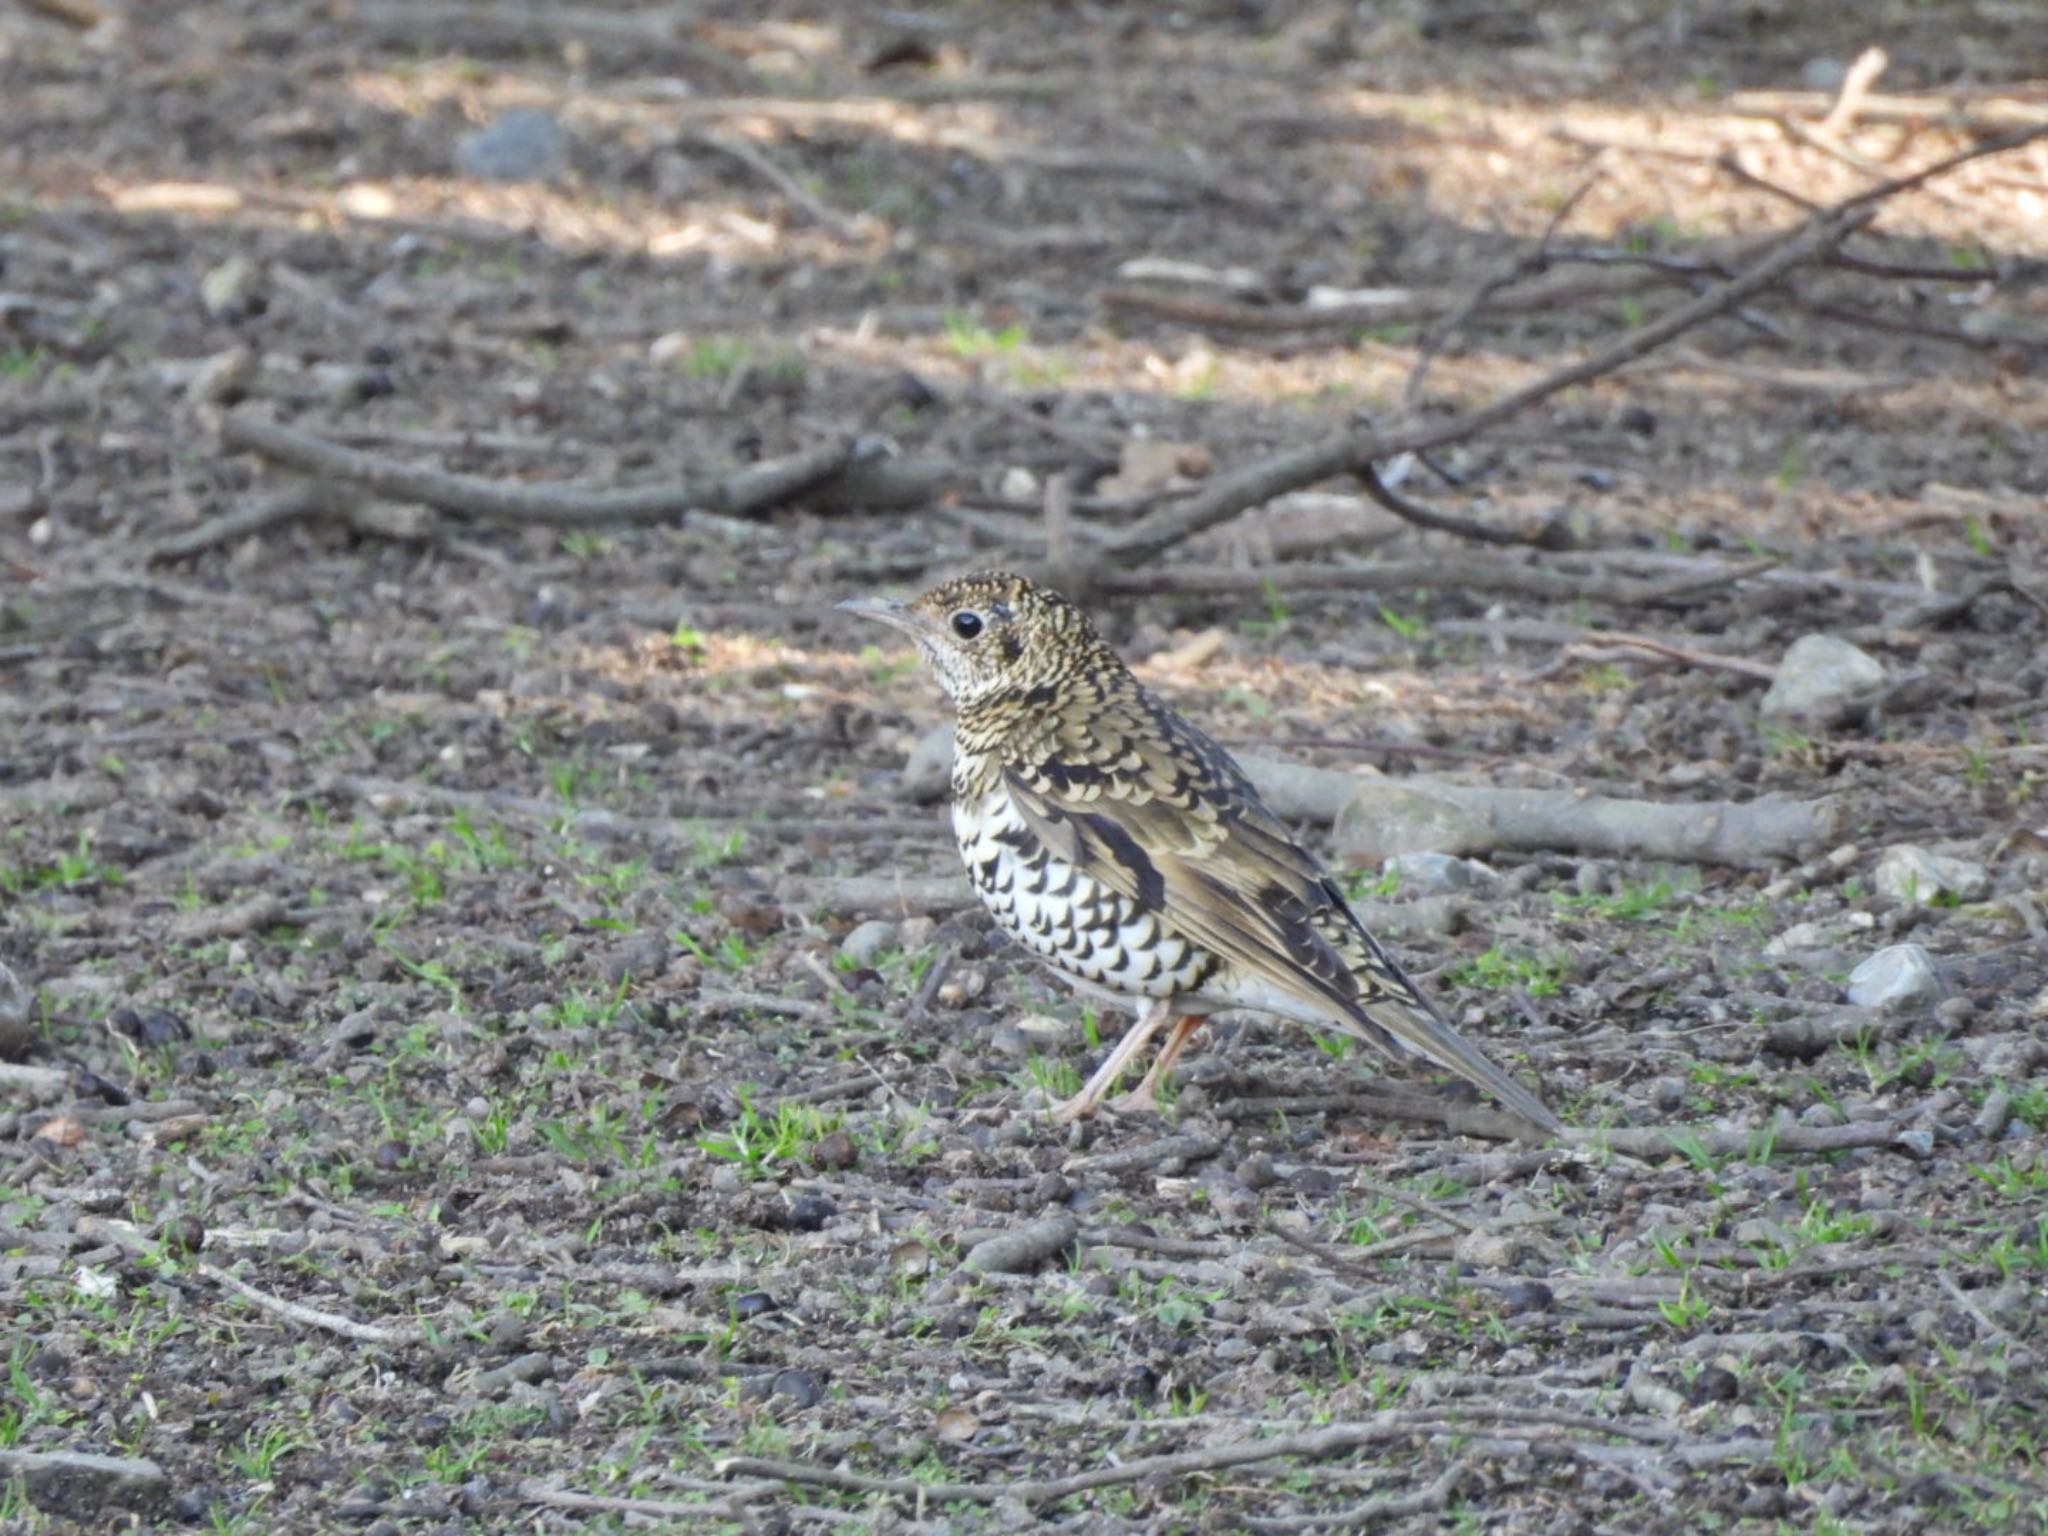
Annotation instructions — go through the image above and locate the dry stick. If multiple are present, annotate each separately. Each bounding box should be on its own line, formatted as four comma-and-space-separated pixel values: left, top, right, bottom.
1819, 46, 1891, 136
217, 415, 941, 527
146, 482, 339, 563
1106, 207, 1868, 569
1405, 169, 1604, 413
682, 129, 869, 240
77, 1216, 420, 1345
517, 1483, 780, 1524
1107, 122, 2048, 570
1245, 1457, 1473, 1534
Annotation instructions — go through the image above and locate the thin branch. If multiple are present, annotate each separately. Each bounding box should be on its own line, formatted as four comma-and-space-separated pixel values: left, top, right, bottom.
682, 129, 870, 240
1105, 123, 2048, 568
218, 415, 945, 528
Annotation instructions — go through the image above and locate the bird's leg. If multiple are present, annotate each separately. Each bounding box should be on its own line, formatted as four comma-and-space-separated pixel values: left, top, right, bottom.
1106, 1014, 1203, 1116
1050, 998, 1173, 1123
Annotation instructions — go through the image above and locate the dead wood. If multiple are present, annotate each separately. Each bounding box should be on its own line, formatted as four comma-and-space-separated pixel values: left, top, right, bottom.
217, 414, 947, 530
1100, 124, 2048, 568
1233, 754, 1836, 866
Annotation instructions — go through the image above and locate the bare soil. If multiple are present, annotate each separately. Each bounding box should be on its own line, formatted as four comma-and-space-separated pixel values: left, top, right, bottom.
3, 3, 2047, 1532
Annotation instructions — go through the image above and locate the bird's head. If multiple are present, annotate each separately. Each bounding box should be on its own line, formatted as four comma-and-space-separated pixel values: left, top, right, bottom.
838, 570, 1101, 710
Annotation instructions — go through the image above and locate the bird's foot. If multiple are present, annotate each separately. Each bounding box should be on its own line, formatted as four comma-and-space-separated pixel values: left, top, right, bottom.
1048, 1091, 1101, 1124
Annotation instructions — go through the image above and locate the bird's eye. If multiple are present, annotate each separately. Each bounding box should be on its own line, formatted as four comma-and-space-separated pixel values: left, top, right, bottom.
950, 610, 984, 640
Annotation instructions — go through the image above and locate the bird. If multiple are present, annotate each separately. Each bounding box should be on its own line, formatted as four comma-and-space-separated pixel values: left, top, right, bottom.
839, 571, 1561, 1134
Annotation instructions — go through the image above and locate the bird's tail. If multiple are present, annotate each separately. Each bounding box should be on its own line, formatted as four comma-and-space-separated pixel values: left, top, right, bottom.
1335, 936, 1562, 1134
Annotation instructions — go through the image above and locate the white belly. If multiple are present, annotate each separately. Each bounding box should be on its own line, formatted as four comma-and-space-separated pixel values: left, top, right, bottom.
953, 790, 1213, 1001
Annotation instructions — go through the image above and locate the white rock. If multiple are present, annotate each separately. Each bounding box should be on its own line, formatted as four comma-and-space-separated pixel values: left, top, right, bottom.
998, 466, 1039, 501
1760, 635, 1886, 727
1846, 944, 1943, 1011
1764, 921, 1834, 958
1872, 845, 1990, 905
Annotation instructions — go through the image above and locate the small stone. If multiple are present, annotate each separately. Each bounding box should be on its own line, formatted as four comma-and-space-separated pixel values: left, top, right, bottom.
839, 920, 898, 967
1764, 921, 1835, 959
1872, 845, 1990, 905
901, 723, 955, 802
473, 1352, 553, 1396
770, 1368, 824, 1408
728, 1291, 780, 1321
1846, 945, 1943, 1011
1649, 1076, 1688, 1112
1760, 635, 1886, 728
784, 1193, 836, 1232
0, 960, 32, 1058
456, 109, 568, 183
1236, 1152, 1279, 1190
200, 255, 257, 319
998, 466, 1039, 501
1381, 851, 1490, 893
1453, 1230, 1523, 1269
810, 1130, 857, 1170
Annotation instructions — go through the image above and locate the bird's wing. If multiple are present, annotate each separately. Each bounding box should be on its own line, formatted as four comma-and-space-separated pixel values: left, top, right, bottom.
1003, 689, 1559, 1130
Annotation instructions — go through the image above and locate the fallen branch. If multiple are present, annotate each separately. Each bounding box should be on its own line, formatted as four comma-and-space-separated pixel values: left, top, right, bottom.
1103, 124, 2048, 568
1224, 754, 1836, 867
218, 414, 946, 528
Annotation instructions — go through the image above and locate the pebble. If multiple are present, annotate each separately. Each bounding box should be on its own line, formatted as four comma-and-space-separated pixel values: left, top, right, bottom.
1846, 944, 1943, 1011
456, 109, 568, 182
1759, 634, 1885, 727
1872, 845, 1990, 905
0, 960, 31, 1058
839, 919, 898, 966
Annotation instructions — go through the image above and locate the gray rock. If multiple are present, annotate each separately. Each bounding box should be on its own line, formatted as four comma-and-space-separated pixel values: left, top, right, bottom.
0, 1449, 168, 1516
1764, 921, 1833, 959
1846, 944, 1942, 1011
1872, 845, 1989, 905
1760, 634, 1886, 727
900, 722, 955, 802
456, 109, 568, 183
0, 960, 32, 1058
838, 919, 898, 967
1381, 851, 1492, 892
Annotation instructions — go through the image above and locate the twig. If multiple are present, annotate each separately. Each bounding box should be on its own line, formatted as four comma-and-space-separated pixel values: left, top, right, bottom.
1406, 170, 1602, 411
1069, 1132, 1225, 1178
720, 1423, 1414, 1503
1105, 124, 2048, 569
146, 482, 340, 564
682, 129, 869, 240
219, 414, 943, 527
518, 1482, 789, 1523
1353, 460, 1568, 549
76, 1216, 419, 1345
201, 1262, 418, 1346
1819, 47, 1890, 136
1245, 1457, 1472, 1532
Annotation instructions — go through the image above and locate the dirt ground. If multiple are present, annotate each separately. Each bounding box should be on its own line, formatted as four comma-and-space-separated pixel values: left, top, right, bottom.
4, 2, 2048, 1532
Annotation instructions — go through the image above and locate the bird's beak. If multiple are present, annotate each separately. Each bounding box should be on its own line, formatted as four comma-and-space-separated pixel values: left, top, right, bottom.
837, 594, 932, 639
